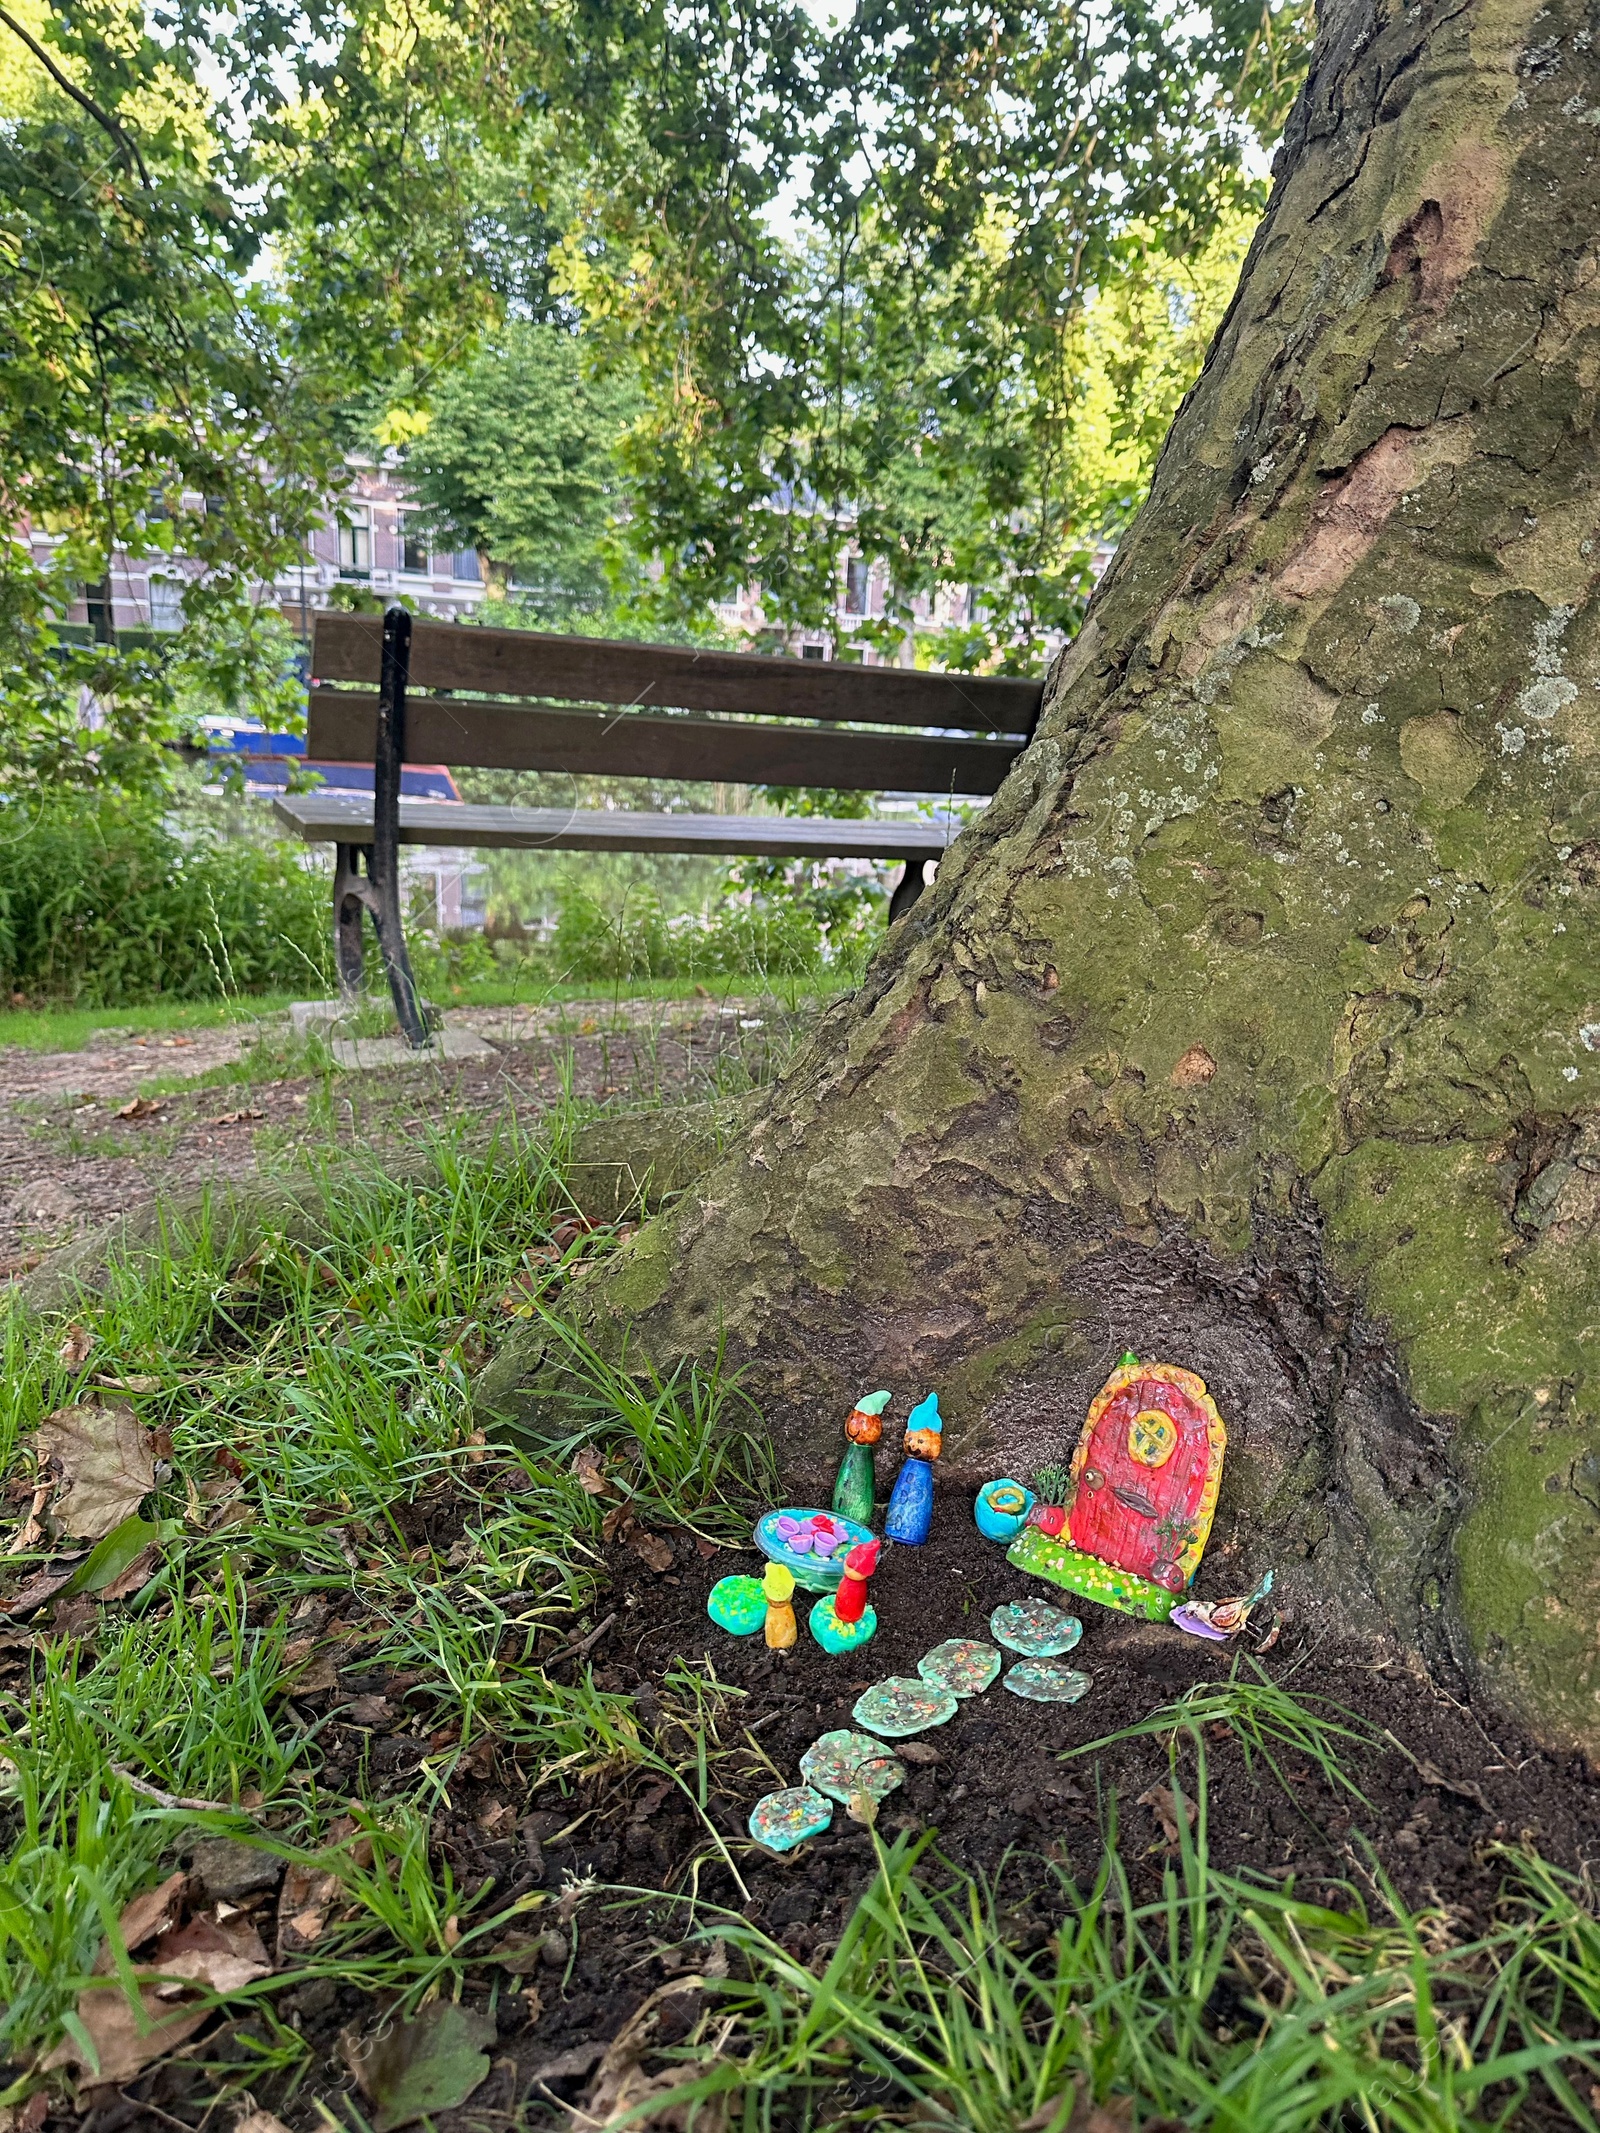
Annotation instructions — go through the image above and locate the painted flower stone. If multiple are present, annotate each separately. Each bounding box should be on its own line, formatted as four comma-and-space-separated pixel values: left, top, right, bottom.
853, 1676, 959, 1739
799, 1729, 905, 1805
989, 1599, 1084, 1658
748, 1785, 834, 1852
1002, 1661, 1093, 1705
917, 1638, 1001, 1697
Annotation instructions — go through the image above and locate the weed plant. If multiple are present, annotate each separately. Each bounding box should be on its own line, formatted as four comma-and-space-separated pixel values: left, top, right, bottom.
0, 796, 332, 1005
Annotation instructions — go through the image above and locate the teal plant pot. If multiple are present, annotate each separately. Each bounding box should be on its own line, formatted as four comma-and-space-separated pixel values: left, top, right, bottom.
974, 1477, 1035, 1542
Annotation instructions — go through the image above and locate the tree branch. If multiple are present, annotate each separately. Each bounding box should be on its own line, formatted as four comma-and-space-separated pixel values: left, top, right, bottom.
0, 5, 151, 189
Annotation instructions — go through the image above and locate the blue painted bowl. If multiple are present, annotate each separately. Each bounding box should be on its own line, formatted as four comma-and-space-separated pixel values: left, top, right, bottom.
975, 1477, 1036, 1542
754, 1507, 876, 1592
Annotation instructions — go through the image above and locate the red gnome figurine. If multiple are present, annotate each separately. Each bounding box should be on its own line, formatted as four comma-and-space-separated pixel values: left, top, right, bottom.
810, 1538, 881, 1651
834, 1539, 880, 1623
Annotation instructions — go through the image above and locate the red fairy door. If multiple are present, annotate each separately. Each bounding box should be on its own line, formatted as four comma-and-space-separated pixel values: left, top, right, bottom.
1066, 1361, 1226, 1593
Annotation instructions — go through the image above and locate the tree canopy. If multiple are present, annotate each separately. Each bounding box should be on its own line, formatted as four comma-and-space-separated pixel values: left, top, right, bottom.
0, 0, 1312, 791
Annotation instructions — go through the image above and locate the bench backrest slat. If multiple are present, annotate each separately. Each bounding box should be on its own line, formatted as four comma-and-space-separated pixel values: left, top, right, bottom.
307, 689, 1017, 795
309, 613, 1041, 736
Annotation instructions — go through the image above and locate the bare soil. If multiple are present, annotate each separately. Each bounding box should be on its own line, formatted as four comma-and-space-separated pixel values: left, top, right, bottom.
37, 1486, 1599, 2133
0, 999, 797, 1274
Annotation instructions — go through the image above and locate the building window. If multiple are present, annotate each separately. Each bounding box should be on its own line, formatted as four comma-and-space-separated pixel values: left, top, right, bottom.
844, 555, 870, 615
452, 549, 481, 583
148, 576, 184, 631
401, 527, 430, 575
84, 577, 113, 640
801, 643, 825, 660
338, 518, 371, 579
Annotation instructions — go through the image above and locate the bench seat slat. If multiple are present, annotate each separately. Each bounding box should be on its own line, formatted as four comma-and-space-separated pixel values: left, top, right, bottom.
307, 690, 1020, 795
274, 792, 956, 860
310, 613, 1042, 733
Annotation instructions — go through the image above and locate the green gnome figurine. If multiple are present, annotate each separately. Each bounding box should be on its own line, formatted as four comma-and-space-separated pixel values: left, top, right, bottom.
832, 1390, 891, 1526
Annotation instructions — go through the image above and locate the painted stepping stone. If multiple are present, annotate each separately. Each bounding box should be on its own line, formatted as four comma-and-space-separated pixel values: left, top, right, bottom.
810, 1592, 878, 1653
799, 1729, 905, 1806
755, 1508, 876, 1593
748, 1785, 834, 1852
1002, 1661, 1093, 1705
917, 1638, 1001, 1697
853, 1677, 959, 1739
707, 1575, 767, 1635
989, 1599, 1083, 1658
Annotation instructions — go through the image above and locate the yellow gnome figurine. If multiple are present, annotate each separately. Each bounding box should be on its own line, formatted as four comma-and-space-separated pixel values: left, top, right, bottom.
762, 1562, 798, 1651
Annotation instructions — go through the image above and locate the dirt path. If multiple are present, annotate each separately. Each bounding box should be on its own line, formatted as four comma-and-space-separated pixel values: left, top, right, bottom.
0, 997, 797, 1274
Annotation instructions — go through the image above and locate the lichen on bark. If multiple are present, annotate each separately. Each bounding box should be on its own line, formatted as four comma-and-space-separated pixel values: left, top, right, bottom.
484, 0, 1600, 1753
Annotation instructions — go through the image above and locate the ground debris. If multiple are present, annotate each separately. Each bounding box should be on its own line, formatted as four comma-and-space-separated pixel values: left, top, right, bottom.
341, 1999, 497, 2132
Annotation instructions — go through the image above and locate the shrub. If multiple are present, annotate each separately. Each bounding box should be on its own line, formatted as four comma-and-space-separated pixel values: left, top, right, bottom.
0, 798, 332, 1004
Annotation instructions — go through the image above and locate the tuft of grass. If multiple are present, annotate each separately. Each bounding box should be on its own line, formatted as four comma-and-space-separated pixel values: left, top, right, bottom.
0, 1099, 776, 2089
1066, 1653, 1380, 1806
643, 1752, 1600, 2133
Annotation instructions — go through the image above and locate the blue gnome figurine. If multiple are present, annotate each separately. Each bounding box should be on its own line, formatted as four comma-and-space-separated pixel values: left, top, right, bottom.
884, 1392, 943, 1545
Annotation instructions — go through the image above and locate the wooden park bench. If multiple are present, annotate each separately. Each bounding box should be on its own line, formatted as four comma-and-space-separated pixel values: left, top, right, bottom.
274, 607, 1043, 1046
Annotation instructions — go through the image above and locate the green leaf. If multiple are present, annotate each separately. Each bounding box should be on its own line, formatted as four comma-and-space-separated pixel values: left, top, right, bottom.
57, 1516, 174, 1599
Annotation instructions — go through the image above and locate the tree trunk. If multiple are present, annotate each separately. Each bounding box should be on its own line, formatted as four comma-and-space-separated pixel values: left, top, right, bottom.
489, 0, 1600, 1754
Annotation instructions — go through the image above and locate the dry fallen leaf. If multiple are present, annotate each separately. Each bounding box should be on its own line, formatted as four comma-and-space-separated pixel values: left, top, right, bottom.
118, 1871, 190, 1952
92, 1374, 161, 1394
570, 1446, 618, 1498
57, 1323, 95, 1370
46, 1887, 271, 2089
579, 1978, 728, 2131
1137, 1785, 1197, 1850
206, 1108, 265, 1126
276, 1861, 343, 1956
234, 2113, 294, 2133
34, 1404, 155, 1541
114, 1095, 169, 1121
627, 1526, 674, 1574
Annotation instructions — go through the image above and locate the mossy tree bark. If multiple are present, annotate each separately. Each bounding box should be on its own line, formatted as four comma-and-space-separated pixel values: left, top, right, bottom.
491, 0, 1600, 1752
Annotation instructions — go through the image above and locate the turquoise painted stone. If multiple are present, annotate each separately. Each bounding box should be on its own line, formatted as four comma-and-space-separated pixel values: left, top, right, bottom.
799, 1730, 904, 1806
1002, 1661, 1093, 1705
853, 1677, 959, 1739
989, 1599, 1084, 1658
707, 1575, 767, 1635
917, 1638, 1001, 1697
809, 1592, 878, 1653
748, 1785, 834, 1852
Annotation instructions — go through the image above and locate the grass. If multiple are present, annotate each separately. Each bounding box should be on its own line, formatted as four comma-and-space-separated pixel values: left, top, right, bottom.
0, 970, 859, 1055
3, 1099, 1600, 2127
648, 1795, 1600, 2132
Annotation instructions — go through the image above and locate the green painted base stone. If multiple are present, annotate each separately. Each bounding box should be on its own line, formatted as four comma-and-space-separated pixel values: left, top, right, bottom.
989, 1597, 1084, 1657
810, 1593, 878, 1652
799, 1729, 905, 1805
749, 1785, 834, 1852
853, 1676, 960, 1739
918, 1638, 1001, 1697
707, 1575, 767, 1635
1003, 1661, 1093, 1704
1006, 1528, 1178, 1621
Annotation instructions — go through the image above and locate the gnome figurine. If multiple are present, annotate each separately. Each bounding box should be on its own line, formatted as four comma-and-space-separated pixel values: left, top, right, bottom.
833, 1390, 891, 1526
762, 1562, 798, 1651
885, 1393, 943, 1545
809, 1537, 881, 1653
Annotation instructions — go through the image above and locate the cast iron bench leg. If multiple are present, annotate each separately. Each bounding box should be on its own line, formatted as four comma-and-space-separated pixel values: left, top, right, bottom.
334, 841, 372, 995
371, 605, 430, 1048
889, 854, 931, 923
326, 606, 430, 1049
